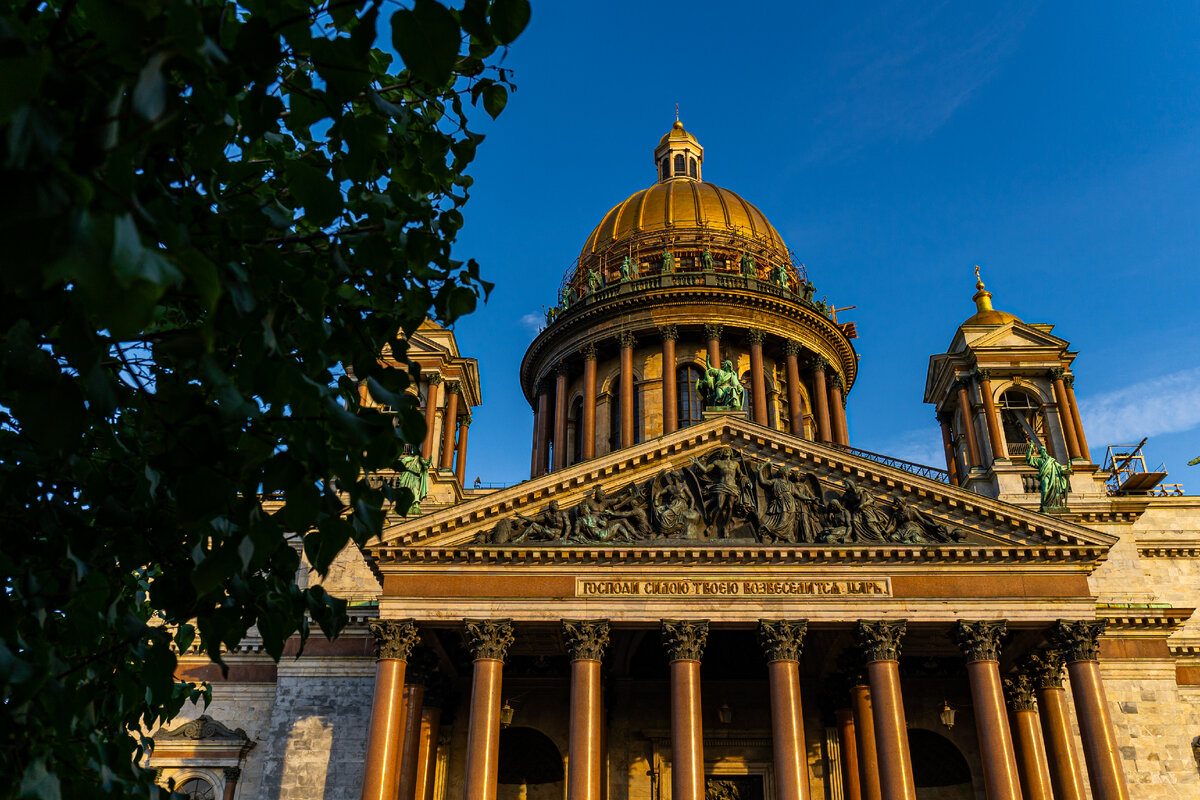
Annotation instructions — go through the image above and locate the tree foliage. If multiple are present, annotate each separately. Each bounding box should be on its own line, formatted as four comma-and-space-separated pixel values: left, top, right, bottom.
0, 0, 528, 796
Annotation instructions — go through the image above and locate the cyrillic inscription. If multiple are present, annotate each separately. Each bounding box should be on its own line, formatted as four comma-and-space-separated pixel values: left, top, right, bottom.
575, 578, 890, 598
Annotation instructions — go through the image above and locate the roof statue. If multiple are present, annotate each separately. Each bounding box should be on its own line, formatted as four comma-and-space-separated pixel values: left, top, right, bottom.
1027, 444, 1070, 512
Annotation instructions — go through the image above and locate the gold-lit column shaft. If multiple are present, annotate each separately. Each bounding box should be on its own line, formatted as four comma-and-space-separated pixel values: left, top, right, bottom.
748, 331, 768, 426
534, 385, 550, 477
858, 621, 916, 800
662, 620, 708, 800
1053, 622, 1130, 800
454, 418, 470, 489
1027, 651, 1086, 800
581, 345, 597, 460
553, 366, 568, 471
760, 621, 810, 800
1050, 369, 1082, 460
956, 378, 982, 469
835, 708, 863, 800
360, 620, 419, 800
421, 373, 441, 462
661, 327, 679, 434
1005, 675, 1053, 800
977, 370, 1006, 462
704, 324, 722, 368
937, 411, 960, 484
414, 705, 442, 800
1064, 375, 1091, 461
812, 358, 832, 443
784, 343, 804, 436
439, 381, 460, 471
851, 684, 882, 800
462, 620, 514, 800
396, 683, 425, 800
618, 332, 635, 448
563, 621, 610, 800
830, 373, 848, 445
952, 622, 1021, 800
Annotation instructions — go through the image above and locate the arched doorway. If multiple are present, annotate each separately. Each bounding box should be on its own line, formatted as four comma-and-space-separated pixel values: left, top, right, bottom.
497, 726, 564, 800
907, 729, 972, 799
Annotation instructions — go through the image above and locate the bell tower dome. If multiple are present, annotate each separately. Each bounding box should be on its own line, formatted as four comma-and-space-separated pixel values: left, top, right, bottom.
653, 119, 703, 182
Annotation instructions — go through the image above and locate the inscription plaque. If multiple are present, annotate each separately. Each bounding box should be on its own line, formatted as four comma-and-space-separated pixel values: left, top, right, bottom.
575, 577, 891, 598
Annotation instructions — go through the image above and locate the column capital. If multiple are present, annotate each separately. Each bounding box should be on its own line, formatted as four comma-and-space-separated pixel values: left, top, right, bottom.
1021, 649, 1067, 689
426, 372, 444, 386
616, 331, 636, 349
555, 360, 570, 377
464, 618, 515, 662
936, 408, 953, 424
459, 414, 472, 429
1052, 619, 1105, 663
828, 372, 844, 390
810, 355, 830, 373
758, 619, 808, 662
1003, 674, 1038, 712
746, 328, 766, 344
950, 619, 1007, 662
1049, 366, 1068, 380
368, 619, 420, 661
1064, 373, 1076, 387
659, 324, 679, 341
580, 342, 597, 361
561, 619, 611, 661
976, 368, 993, 382
783, 339, 802, 357
534, 378, 549, 396
444, 379, 461, 395
856, 619, 906, 662
703, 323, 723, 341
223, 767, 242, 782
661, 619, 709, 661
953, 375, 973, 392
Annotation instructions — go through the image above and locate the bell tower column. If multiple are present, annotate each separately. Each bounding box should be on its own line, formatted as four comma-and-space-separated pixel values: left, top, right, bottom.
1064, 374, 1091, 461
955, 377, 982, 470
454, 416, 470, 488
759, 621, 810, 800
439, 381, 460, 471
812, 357, 832, 443
857, 621, 915, 800
1050, 369, 1082, 460
936, 411, 960, 483
661, 326, 679, 434
951, 621, 1021, 800
563, 621, 610, 800
977, 369, 1006, 461
581, 344, 597, 460
662, 620, 708, 800
421, 373, 442, 462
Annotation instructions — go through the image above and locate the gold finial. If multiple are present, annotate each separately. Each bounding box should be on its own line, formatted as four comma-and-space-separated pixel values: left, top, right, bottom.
972, 265, 993, 313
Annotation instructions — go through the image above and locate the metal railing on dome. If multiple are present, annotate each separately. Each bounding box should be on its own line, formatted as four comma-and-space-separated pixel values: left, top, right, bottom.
828, 443, 951, 484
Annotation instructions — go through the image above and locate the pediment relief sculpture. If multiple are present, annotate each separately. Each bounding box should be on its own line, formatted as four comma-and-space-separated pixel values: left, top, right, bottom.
479, 446, 969, 546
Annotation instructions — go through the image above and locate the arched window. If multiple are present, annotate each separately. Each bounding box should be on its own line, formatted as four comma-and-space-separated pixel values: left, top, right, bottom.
677, 365, 704, 428
176, 778, 216, 800
673, 153, 685, 176
689, 157, 697, 178
607, 387, 643, 450
569, 396, 583, 464
659, 159, 669, 181
999, 389, 1045, 457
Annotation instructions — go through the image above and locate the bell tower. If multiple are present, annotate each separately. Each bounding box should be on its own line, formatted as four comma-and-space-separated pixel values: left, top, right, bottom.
653, 119, 704, 182
924, 269, 1102, 506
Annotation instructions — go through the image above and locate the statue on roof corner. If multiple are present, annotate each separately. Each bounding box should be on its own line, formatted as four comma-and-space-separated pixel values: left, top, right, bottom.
586, 267, 603, 294
395, 453, 432, 515
739, 251, 756, 277
696, 355, 745, 410
1026, 442, 1070, 512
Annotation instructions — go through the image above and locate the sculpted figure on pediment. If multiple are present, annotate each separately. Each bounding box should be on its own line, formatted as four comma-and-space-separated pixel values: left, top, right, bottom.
478, 445, 977, 547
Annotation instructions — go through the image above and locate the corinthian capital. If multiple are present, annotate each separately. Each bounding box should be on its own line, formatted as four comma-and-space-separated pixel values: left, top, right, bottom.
1022, 649, 1066, 689
659, 325, 679, 341
758, 620, 808, 662
661, 619, 709, 662
368, 619, 420, 661
562, 620, 611, 662
464, 619, 515, 662
856, 620, 906, 662
703, 324, 723, 341
1052, 619, 1105, 663
950, 620, 1007, 663
1003, 674, 1038, 712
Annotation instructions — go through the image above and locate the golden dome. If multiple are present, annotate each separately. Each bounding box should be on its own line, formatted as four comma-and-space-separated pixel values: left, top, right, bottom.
579, 180, 789, 264
658, 119, 691, 146
962, 267, 1021, 326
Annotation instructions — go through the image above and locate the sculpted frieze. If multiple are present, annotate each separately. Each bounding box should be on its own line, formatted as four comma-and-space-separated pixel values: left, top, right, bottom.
480, 445, 969, 546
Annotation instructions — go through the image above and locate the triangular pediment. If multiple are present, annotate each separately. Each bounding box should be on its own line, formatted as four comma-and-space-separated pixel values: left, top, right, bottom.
367, 417, 1115, 561
959, 320, 1068, 351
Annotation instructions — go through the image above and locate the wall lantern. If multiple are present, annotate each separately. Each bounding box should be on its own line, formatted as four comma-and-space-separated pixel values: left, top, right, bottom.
500, 701, 515, 728
939, 700, 957, 730
717, 703, 732, 725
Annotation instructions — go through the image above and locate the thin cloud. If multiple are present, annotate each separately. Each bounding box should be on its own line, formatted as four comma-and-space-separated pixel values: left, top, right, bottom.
518, 311, 543, 335
1077, 367, 1200, 445
807, 1, 1039, 160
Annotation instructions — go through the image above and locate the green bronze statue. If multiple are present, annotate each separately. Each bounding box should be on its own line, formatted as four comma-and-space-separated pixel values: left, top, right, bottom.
701, 248, 714, 272
619, 256, 633, 282
770, 263, 789, 288
696, 356, 745, 410
661, 249, 675, 274
739, 251, 756, 277
396, 454, 432, 515
800, 279, 815, 303
561, 286, 572, 308
586, 267, 603, 293
1026, 443, 1070, 512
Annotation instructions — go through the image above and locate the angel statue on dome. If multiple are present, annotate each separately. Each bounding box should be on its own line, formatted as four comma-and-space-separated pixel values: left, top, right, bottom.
696, 356, 745, 410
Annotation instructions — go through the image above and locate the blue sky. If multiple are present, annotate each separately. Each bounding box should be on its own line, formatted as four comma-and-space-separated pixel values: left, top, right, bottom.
444, 1, 1200, 488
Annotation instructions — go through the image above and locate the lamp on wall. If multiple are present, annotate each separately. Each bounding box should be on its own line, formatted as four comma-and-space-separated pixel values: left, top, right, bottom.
939, 700, 957, 730
717, 703, 732, 725
500, 700, 515, 728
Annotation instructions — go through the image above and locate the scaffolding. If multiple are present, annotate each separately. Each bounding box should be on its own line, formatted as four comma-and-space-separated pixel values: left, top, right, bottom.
1102, 439, 1176, 495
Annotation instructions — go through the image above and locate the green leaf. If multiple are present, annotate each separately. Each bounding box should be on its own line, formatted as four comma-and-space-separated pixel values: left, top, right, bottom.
490, 0, 532, 44
287, 162, 341, 227
0, 50, 50, 124
19, 758, 61, 800
132, 52, 169, 121
392, 0, 462, 86
482, 82, 507, 119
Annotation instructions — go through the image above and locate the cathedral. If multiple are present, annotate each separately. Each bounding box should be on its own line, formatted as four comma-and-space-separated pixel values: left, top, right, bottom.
154, 123, 1200, 800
